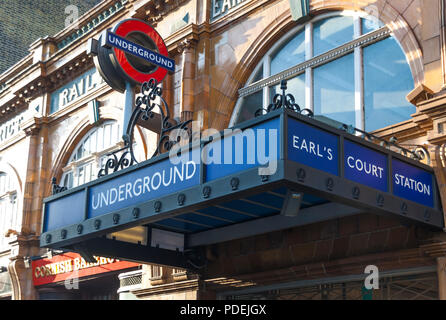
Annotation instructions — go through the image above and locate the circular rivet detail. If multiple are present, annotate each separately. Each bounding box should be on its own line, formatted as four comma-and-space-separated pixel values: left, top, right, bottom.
424, 210, 431, 222
132, 207, 140, 219
154, 201, 162, 213
178, 193, 186, 206
61, 229, 67, 239
94, 219, 101, 230
113, 214, 120, 225
376, 194, 384, 207
203, 186, 211, 199
297, 168, 306, 182
401, 202, 408, 214
231, 178, 239, 191
45, 234, 52, 244
352, 186, 360, 199
326, 178, 334, 191
77, 224, 83, 234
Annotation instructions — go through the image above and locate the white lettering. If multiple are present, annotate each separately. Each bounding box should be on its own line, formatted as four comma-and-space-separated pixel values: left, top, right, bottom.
394, 173, 431, 195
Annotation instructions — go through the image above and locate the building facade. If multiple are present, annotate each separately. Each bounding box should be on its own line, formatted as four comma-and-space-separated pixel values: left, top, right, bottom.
1, 0, 446, 300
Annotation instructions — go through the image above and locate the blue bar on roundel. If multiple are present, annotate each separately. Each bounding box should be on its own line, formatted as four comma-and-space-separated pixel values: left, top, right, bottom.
105, 31, 175, 72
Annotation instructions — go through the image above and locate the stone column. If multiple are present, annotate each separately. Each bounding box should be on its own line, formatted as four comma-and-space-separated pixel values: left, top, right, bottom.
438, 256, 446, 299
178, 39, 197, 122
7, 117, 50, 300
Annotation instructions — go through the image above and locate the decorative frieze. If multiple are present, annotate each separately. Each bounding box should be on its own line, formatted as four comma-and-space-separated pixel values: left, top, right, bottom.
133, 0, 189, 25
238, 27, 391, 97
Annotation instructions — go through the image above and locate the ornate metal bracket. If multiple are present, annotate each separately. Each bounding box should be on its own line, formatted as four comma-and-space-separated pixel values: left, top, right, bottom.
255, 80, 313, 118
52, 177, 67, 195
98, 78, 193, 178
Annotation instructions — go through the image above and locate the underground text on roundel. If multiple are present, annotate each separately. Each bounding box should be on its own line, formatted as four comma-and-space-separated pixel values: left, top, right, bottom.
105, 31, 175, 72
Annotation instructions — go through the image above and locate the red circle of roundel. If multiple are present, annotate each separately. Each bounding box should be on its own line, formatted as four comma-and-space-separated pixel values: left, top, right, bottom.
113, 20, 168, 83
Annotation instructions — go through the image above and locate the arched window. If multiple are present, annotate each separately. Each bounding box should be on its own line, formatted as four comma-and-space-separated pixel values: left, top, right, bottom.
0, 172, 19, 249
61, 121, 122, 189
232, 12, 415, 132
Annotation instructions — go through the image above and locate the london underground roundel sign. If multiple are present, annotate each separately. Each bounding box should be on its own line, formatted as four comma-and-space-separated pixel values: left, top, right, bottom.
88, 19, 174, 92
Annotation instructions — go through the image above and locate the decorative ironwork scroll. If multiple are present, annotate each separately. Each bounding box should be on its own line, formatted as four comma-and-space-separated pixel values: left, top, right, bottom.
354, 128, 430, 164
255, 80, 313, 117
52, 177, 67, 195
254, 80, 428, 163
98, 78, 193, 178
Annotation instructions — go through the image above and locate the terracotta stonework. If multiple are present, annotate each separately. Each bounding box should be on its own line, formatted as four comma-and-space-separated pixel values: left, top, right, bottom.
1, 0, 446, 300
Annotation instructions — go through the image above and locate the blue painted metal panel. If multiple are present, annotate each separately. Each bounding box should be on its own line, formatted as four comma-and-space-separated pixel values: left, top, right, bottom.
153, 219, 207, 233
196, 207, 253, 223
287, 118, 339, 176
344, 139, 388, 192
44, 191, 86, 232
246, 193, 284, 209
392, 159, 434, 208
302, 194, 327, 206
221, 199, 279, 216
176, 213, 229, 228
205, 118, 281, 182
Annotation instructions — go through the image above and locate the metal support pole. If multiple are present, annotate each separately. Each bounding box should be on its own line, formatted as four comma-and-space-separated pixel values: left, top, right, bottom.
123, 81, 135, 136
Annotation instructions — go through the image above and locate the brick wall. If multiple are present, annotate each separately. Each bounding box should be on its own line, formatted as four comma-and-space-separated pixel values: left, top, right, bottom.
204, 213, 436, 288
0, 0, 101, 74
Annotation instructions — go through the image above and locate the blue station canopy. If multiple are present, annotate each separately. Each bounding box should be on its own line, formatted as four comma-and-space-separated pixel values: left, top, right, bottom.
40, 109, 444, 267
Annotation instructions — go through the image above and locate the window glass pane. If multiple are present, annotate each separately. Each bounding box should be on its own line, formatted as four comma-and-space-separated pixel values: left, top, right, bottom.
76, 142, 84, 160
0, 174, 5, 194
97, 126, 104, 151
77, 167, 85, 186
90, 130, 97, 154
235, 91, 263, 125
271, 30, 305, 75
104, 124, 111, 148
314, 53, 355, 126
270, 74, 306, 110
85, 164, 91, 184
361, 17, 384, 35
252, 66, 263, 83
63, 172, 73, 189
112, 123, 117, 144
364, 37, 415, 131
313, 16, 354, 56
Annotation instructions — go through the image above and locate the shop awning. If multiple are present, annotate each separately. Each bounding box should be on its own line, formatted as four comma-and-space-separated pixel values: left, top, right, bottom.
40, 109, 444, 269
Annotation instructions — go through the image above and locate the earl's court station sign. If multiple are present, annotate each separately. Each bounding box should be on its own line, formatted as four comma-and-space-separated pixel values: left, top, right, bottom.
40, 19, 444, 271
